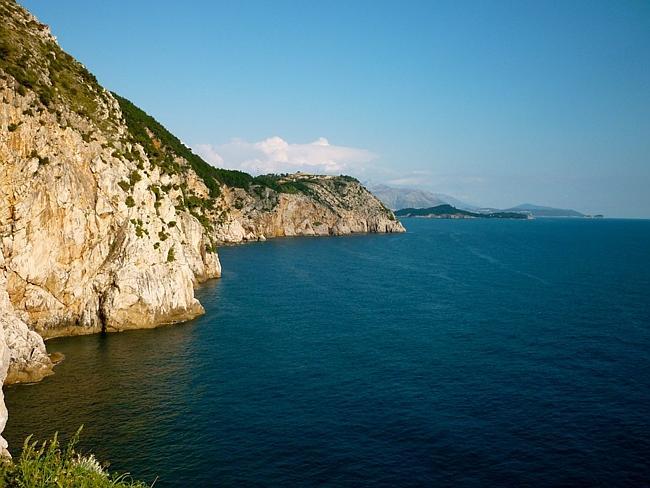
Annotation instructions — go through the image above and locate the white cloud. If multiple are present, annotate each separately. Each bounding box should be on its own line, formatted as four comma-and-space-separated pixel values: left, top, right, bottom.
194, 144, 224, 166
194, 136, 376, 175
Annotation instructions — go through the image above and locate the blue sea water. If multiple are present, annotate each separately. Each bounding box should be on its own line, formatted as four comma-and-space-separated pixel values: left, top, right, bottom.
5, 218, 650, 487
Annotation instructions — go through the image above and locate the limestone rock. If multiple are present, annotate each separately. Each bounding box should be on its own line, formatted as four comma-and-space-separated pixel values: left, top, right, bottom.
0, 248, 53, 386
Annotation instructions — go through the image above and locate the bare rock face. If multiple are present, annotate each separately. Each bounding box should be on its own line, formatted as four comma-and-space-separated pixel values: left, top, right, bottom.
213, 177, 404, 243
0, 264, 52, 385
0, 0, 403, 453
0, 78, 221, 344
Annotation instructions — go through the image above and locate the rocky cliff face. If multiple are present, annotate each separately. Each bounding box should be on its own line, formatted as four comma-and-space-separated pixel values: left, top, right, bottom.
213, 174, 404, 242
0, 0, 403, 452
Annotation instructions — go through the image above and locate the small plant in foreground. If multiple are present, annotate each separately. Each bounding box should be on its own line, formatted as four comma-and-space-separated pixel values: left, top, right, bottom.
0, 427, 149, 487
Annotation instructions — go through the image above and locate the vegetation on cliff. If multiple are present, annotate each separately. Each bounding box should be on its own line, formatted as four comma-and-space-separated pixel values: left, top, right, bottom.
113, 93, 362, 200
113, 93, 251, 196
0, 430, 148, 487
0, 0, 113, 128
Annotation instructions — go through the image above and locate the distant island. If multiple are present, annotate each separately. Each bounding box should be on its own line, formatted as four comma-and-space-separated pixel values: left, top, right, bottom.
502, 203, 586, 218
372, 185, 603, 218
395, 204, 531, 219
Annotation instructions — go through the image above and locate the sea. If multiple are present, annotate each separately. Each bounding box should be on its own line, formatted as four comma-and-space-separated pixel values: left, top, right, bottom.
5, 218, 650, 486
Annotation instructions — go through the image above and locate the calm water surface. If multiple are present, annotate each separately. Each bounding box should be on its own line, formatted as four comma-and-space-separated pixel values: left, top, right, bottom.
5, 219, 650, 486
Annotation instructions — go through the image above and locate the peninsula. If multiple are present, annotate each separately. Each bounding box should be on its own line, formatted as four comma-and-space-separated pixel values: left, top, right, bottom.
395, 204, 531, 219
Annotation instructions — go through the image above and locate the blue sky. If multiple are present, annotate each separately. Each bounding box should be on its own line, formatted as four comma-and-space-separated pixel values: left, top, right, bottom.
21, 0, 650, 217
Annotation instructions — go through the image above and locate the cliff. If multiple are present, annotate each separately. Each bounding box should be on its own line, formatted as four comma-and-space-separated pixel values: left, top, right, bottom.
0, 0, 403, 451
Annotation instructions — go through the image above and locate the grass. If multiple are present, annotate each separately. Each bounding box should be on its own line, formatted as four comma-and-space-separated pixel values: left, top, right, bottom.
0, 428, 149, 487
0, 0, 110, 128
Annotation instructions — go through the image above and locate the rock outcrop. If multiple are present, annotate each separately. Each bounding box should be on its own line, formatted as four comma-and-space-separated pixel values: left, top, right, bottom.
0, 321, 8, 458
213, 175, 404, 242
0, 0, 404, 452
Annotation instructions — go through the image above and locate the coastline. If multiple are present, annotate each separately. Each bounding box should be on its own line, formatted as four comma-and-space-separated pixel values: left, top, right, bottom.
6, 225, 404, 384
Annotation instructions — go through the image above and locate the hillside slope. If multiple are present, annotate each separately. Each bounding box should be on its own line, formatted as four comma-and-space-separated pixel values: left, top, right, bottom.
0, 0, 402, 451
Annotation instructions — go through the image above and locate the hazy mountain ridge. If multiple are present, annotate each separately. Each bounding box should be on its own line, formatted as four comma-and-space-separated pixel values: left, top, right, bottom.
373, 184, 595, 218
369, 184, 477, 211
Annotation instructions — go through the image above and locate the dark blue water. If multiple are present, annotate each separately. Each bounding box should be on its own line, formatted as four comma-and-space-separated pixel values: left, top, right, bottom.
5, 219, 650, 486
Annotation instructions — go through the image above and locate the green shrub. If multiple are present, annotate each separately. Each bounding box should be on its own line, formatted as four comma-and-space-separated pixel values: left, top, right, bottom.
205, 241, 218, 254
184, 195, 204, 209
251, 174, 282, 192
250, 174, 317, 196
125, 196, 135, 208
192, 212, 213, 231
0, 428, 148, 487
7, 122, 19, 132
166, 247, 175, 263
148, 185, 161, 200
339, 174, 359, 183
128, 170, 142, 187
131, 219, 147, 238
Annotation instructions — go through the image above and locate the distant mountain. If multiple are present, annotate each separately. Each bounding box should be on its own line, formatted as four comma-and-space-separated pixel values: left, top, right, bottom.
395, 204, 530, 220
370, 184, 476, 211
370, 185, 596, 218
505, 204, 586, 218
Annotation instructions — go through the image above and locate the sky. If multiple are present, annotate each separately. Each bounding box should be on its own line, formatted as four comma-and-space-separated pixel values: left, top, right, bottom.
20, 0, 650, 217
